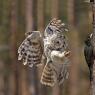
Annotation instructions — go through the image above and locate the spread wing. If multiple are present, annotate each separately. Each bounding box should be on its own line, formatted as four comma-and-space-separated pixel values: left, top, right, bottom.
44, 18, 68, 37
40, 62, 69, 87
40, 19, 70, 86
18, 31, 44, 67
40, 61, 55, 87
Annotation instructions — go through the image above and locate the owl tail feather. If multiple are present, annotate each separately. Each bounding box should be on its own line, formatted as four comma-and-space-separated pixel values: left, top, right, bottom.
40, 63, 55, 87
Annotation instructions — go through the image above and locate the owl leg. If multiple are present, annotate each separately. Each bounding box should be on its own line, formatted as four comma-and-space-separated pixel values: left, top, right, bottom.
40, 61, 55, 87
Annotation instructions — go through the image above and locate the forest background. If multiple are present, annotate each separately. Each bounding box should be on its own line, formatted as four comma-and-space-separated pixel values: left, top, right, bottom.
0, 0, 92, 95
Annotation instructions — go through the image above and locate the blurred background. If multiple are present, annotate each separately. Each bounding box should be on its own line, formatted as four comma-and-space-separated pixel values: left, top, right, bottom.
0, 0, 93, 95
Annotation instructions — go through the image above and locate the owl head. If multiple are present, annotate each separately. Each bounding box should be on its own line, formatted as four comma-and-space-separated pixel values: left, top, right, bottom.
44, 18, 68, 37
48, 33, 68, 51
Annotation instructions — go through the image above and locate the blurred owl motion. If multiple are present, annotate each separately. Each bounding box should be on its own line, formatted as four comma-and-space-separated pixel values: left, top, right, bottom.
18, 18, 71, 87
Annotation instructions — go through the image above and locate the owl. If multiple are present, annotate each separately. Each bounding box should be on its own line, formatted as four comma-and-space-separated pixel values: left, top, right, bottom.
40, 19, 70, 86
18, 18, 70, 86
44, 18, 68, 38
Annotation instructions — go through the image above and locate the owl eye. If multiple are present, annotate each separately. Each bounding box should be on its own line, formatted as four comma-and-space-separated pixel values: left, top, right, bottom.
55, 40, 61, 45
56, 41, 60, 44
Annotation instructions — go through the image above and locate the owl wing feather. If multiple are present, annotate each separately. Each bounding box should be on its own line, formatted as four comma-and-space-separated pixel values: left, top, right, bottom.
40, 61, 56, 87
41, 58, 70, 87
18, 31, 44, 67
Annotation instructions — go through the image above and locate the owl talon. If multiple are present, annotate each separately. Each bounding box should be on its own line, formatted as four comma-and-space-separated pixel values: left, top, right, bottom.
64, 51, 71, 57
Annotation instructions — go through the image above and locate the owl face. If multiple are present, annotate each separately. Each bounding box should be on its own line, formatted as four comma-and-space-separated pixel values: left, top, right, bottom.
49, 34, 68, 51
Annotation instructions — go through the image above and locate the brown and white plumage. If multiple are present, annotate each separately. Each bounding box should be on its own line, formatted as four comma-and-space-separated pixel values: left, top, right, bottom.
41, 58, 70, 87
18, 31, 43, 67
18, 19, 70, 87
40, 19, 70, 86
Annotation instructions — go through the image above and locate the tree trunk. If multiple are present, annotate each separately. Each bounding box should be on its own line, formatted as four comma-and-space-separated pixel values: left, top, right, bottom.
51, 0, 60, 95
0, 61, 5, 95
67, 0, 76, 26
51, 0, 59, 18
25, 0, 39, 95
37, 0, 45, 32
25, 0, 33, 33
19, 66, 30, 95
67, 0, 79, 95
52, 86, 60, 95
10, 0, 19, 95
92, 61, 95, 95
90, 2, 95, 95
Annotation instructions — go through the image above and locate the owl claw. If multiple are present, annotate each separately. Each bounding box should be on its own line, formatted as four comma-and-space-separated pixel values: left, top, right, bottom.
64, 51, 71, 57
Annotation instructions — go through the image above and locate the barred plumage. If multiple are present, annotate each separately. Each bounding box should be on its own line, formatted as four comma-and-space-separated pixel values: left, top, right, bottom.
18, 31, 43, 67
41, 18, 70, 86
44, 18, 68, 37
40, 61, 55, 86
18, 18, 70, 87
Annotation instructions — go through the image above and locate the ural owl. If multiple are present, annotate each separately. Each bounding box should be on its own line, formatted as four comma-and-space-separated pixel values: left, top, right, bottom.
18, 18, 70, 86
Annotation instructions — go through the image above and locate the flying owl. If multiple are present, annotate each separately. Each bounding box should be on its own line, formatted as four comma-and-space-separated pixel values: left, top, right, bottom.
40, 19, 70, 86
18, 18, 70, 86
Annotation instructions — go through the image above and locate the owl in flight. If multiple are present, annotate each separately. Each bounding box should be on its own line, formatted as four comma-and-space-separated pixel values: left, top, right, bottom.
18, 18, 71, 86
